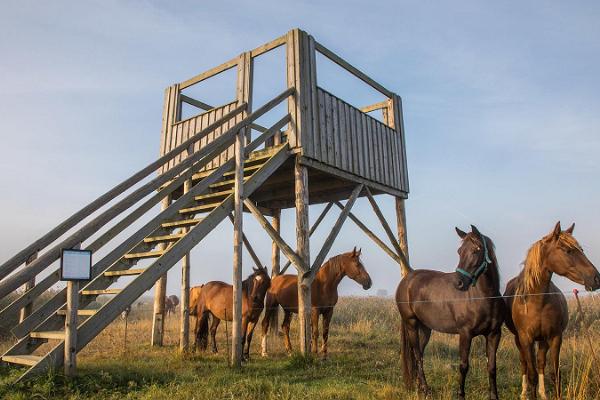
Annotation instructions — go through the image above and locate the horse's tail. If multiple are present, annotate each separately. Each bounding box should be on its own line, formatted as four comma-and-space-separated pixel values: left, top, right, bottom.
196, 312, 210, 351
401, 319, 417, 389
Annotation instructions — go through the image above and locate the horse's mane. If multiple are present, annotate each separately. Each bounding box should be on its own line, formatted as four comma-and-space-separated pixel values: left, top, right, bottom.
319, 252, 350, 278
517, 232, 582, 295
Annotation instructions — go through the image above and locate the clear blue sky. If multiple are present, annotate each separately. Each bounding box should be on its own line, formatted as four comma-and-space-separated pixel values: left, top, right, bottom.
1, 1, 599, 297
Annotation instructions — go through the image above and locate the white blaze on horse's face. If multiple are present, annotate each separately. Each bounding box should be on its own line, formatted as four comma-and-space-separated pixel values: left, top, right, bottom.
255, 275, 263, 283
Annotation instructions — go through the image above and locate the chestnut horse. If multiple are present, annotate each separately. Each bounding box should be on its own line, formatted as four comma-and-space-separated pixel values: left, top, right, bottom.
260, 248, 372, 357
396, 226, 505, 400
190, 266, 271, 359
504, 222, 600, 400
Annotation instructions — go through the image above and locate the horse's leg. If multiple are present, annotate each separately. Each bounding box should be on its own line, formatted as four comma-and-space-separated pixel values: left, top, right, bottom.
549, 335, 562, 400
282, 311, 293, 354
486, 330, 501, 400
245, 321, 257, 360
537, 340, 549, 400
457, 332, 473, 400
209, 317, 220, 353
311, 308, 319, 354
515, 335, 529, 400
241, 316, 249, 361
321, 308, 334, 358
406, 323, 430, 395
260, 294, 278, 357
418, 325, 431, 355
518, 334, 538, 400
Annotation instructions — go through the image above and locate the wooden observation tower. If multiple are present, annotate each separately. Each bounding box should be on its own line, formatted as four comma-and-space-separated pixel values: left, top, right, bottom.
0, 29, 410, 378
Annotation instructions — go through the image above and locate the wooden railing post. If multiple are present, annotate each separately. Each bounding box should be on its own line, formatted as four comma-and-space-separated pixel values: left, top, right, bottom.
18, 252, 38, 323
151, 196, 171, 347
179, 178, 192, 353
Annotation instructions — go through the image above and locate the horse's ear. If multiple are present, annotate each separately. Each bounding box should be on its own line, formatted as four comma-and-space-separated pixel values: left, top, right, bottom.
352, 246, 357, 257
358, 248, 362, 256
565, 223, 575, 234
551, 221, 562, 240
455, 227, 467, 239
470, 225, 481, 237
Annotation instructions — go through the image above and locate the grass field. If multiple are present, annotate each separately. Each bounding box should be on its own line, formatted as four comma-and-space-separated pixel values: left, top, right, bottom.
1, 296, 600, 399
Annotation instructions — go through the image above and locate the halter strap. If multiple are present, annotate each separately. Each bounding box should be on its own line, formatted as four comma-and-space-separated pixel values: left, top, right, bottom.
455, 233, 492, 287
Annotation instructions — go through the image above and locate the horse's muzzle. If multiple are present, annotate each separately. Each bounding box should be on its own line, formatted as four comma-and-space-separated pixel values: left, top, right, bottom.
585, 272, 600, 291
362, 277, 372, 290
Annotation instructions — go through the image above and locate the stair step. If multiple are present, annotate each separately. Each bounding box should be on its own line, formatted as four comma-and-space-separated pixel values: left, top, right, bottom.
81, 289, 122, 296
179, 202, 221, 215
143, 233, 185, 244
57, 309, 97, 316
30, 330, 64, 340
210, 176, 249, 189
1, 354, 43, 367
123, 250, 165, 260
194, 190, 232, 202
193, 163, 262, 181
161, 218, 202, 229
104, 268, 146, 277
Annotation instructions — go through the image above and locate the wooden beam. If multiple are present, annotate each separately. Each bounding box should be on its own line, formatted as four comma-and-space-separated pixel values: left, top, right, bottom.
228, 214, 264, 268
18, 253, 37, 323
294, 154, 311, 355
280, 202, 333, 275
310, 185, 362, 274
244, 199, 309, 272
360, 100, 388, 114
250, 34, 287, 58
180, 178, 192, 353
271, 210, 281, 276
179, 56, 239, 89
364, 187, 404, 257
151, 196, 171, 347
64, 280, 78, 377
315, 41, 392, 97
334, 201, 407, 267
395, 197, 411, 277
299, 156, 407, 199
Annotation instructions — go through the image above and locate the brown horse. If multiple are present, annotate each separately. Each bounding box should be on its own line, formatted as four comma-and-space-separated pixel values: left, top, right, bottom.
165, 294, 179, 316
260, 248, 372, 357
190, 266, 271, 359
504, 222, 600, 400
396, 225, 505, 400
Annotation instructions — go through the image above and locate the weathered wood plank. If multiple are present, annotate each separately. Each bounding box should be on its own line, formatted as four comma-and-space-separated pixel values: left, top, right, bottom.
338, 99, 347, 171
250, 34, 287, 58
179, 56, 238, 89
314, 41, 392, 97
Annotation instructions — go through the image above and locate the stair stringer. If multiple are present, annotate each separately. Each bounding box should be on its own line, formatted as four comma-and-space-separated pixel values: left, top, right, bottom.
15, 144, 290, 381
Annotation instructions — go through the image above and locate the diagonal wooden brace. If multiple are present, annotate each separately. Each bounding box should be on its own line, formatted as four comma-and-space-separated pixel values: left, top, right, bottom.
244, 199, 309, 273
228, 214, 264, 268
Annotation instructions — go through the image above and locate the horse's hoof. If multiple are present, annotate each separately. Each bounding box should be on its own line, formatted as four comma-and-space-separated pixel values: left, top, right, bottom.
261, 352, 268, 358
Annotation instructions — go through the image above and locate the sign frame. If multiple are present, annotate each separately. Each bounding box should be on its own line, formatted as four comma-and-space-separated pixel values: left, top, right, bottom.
60, 249, 92, 281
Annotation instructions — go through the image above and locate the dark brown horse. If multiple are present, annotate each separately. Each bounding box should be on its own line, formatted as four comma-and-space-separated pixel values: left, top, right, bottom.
396, 225, 505, 400
504, 222, 600, 400
190, 266, 271, 359
260, 248, 372, 357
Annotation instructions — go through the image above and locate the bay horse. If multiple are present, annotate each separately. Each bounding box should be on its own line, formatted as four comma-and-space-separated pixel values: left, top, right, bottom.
190, 266, 271, 359
260, 248, 372, 357
396, 225, 505, 400
504, 222, 600, 400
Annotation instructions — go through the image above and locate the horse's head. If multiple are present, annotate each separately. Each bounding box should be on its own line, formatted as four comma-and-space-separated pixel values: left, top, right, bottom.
541, 222, 600, 291
248, 266, 271, 307
343, 247, 372, 290
454, 225, 493, 291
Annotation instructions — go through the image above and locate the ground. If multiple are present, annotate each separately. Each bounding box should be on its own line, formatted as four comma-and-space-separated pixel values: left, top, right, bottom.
1, 296, 599, 399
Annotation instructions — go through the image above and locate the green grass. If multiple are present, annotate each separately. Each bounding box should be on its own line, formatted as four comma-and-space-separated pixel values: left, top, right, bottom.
1, 296, 600, 399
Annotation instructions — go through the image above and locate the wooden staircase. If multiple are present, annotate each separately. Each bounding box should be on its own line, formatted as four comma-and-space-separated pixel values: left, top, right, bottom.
0, 88, 294, 381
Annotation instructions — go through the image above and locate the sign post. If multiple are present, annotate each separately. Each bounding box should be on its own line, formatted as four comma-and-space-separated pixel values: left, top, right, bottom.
60, 247, 91, 378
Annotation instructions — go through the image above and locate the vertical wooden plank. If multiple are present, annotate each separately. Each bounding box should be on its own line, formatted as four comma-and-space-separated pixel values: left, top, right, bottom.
393, 95, 408, 192
206, 110, 216, 170
286, 30, 299, 148
332, 97, 341, 169
383, 99, 399, 189
366, 115, 376, 182
346, 103, 355, 175
64, 280, 78, 377
308, 35, 319, 160
359, 112, 368, 181
318, 90, 328, 163
267, 209, 281, 344
326, 93, 335, 166
380, 123, 389, 186
338, 100, 347, 171
376, 120, 384, 185
18, 252, 38, 323
356, 108, 364, 177
180, 178, 191, 353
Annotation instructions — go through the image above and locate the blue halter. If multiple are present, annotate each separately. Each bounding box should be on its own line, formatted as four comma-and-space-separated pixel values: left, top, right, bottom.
455, 233, 492, 287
